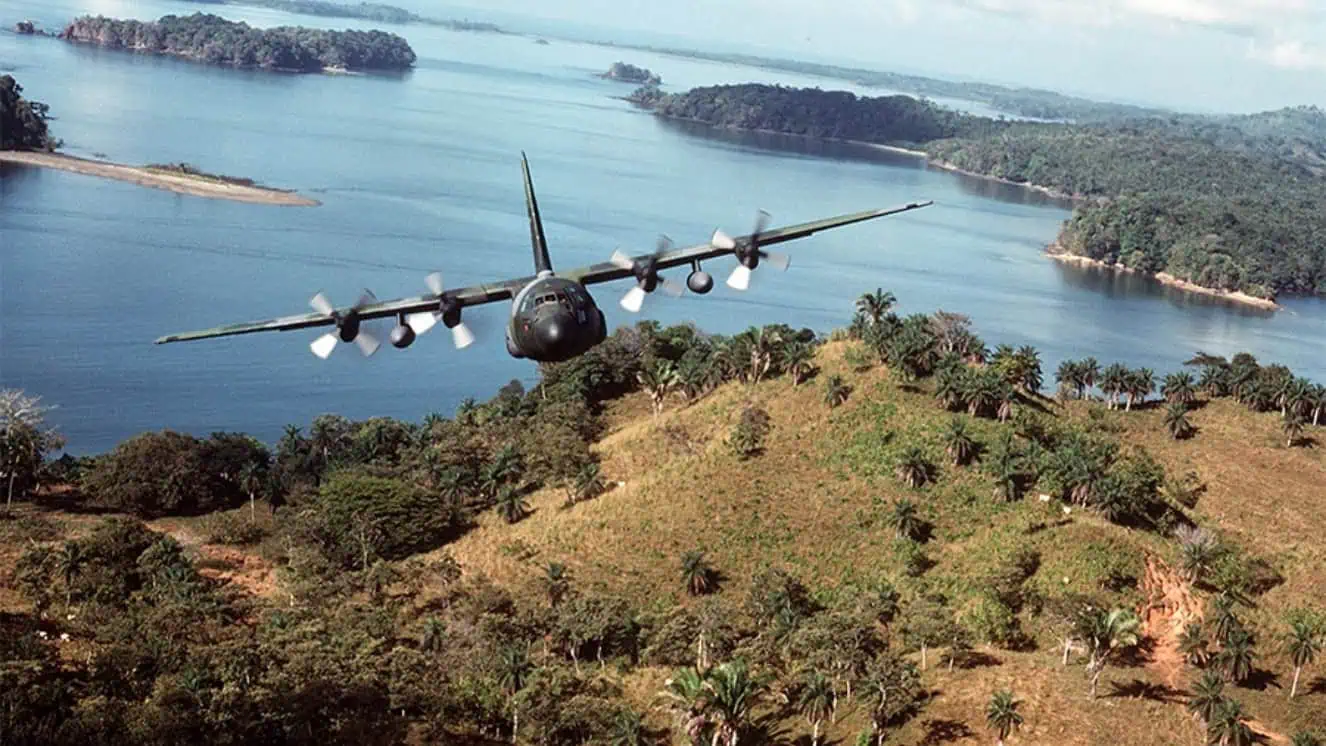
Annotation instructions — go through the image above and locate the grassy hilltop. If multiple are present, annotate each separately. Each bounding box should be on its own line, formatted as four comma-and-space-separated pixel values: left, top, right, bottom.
2, 295, 1324, 746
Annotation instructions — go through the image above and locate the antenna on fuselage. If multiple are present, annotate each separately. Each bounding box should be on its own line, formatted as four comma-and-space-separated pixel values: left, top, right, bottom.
521, 151, 553, 275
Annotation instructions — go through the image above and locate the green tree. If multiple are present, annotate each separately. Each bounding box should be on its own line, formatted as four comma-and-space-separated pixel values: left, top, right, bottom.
893, 446, 932, 489
1285, 615, 1321, 699
1206, 697, 1254, 746
797, 671, 835, 746
824, 374, 851, 408
1165, 402, 1195, 440
1284, 411, 1306, 447
1081, 607, 1141, 698
496, 486, 528, 523
889, 498, 924, 541
704, 659, 767, 746
986, 689, 1024, 746
1186, 669, 1225, 727
0, 389, 66, 512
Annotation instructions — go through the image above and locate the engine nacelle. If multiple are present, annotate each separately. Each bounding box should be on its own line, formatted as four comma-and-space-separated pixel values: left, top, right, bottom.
687, 269, 714, 294
337, 314, 361, 342
390, 324, 415, 349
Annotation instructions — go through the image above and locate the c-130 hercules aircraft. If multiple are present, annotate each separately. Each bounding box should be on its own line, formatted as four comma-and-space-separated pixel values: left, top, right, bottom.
155, 153, 932, 363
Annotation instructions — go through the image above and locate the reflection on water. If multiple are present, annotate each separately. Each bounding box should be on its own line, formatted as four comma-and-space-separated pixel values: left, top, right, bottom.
937, 167, 1075, 210
1051, 261, 1278, 319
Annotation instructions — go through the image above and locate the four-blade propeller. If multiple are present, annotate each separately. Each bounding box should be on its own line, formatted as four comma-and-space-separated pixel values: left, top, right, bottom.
308, 289, 382, 359
403, 272, 476, 350
609, 235, 685, 313
710, 210, 790, 291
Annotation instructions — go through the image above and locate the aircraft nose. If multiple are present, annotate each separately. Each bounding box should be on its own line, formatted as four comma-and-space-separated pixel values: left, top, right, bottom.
537, 314, 570, 347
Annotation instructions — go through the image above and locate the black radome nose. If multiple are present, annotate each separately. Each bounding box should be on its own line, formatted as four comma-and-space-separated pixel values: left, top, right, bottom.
537, 315, 568, 347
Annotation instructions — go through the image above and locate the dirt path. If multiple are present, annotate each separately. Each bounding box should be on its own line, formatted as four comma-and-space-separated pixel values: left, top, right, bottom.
1138, 554, 1203, 689
0, 150, 320, 206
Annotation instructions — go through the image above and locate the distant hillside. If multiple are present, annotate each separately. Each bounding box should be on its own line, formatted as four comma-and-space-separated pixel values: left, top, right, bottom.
59, 12, 417, 72
0, 75, 58, 151
631, 83, 1326, 302
180, 0, 507, 32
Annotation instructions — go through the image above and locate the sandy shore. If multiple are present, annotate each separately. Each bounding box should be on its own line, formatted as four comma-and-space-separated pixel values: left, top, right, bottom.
0, 150, 320, 206
1045, 245, 1282, 311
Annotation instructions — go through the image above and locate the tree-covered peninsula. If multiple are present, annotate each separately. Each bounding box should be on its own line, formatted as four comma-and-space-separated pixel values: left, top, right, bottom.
181, 0, 506, 32
58, 12, 417, 72
0, 75, 58, 151
632, 84, 1326, 302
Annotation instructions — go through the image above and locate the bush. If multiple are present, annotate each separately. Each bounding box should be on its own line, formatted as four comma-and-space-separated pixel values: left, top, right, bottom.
729, 405, 772, 459
291, 469, 464, 570
199, 511, 268, 545
80, 431, 237, 518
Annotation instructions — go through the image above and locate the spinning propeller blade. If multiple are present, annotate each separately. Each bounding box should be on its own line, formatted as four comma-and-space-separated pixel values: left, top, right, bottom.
408, 272, 478, 349
610, 235, 680, 313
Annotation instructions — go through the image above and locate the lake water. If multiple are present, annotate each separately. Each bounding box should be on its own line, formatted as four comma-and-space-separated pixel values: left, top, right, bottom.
2, 0, 1324, 455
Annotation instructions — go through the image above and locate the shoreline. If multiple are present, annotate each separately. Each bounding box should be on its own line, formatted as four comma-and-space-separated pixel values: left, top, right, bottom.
0, 151, 321, 206
1044, 244, 1282, 311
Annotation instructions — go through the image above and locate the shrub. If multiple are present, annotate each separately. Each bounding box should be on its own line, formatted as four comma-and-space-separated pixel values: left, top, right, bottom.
290, 469, 464, 570
80, 431, 237, 517
729, 405, 772, 459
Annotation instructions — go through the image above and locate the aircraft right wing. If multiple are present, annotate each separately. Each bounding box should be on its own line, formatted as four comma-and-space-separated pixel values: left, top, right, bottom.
562, 201, 934, 287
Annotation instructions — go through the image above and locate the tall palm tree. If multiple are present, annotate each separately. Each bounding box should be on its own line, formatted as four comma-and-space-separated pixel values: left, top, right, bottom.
1079, 357, 1100, 398
238, 461, 265, 521
996, 381, 1015, 422
1100, 363, 1129, 409
1082, 607, 1141, 698
543, 562, 571, 607
943, 416, 977, 466
611, 708, 650, 746
1165, 402, 1195, 440
681, 550, 715, 596
1186, 669, 1225, 726
1179, 621, 1210, 668
1015, 345, 1042, 395
856, 289, 897, 327
496, 643, 532, 743
1286, 618, 1321, 699
1284, 411, 1306, 448
797, 671, 834, 746
1306, 384, 1326, 426
55, 541, 82, 606
985, 689, 1024, 746
638, 359, 681, 417
1206, 697, 1255, 746
1055, 359, 1080, 401
824, 375, 851, 409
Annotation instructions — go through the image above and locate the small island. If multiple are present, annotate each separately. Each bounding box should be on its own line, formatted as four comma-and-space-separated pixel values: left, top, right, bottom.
58, 12, 417, 73
179, 0, 507, 33
14, 20, 39, 34
600, 61, 660, 86
630, 83, 1326, 308
0, 75, 318, 206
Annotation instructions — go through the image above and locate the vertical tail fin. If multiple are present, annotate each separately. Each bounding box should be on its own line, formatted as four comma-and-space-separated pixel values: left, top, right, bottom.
521, 151, 552, 274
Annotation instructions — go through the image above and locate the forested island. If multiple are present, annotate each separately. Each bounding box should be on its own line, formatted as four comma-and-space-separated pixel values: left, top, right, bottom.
180, 0, 506, 32
3, 299, 1323, 745
600, 62, 660, 85
632, 83, 1326, 304
58, 12, 417, 72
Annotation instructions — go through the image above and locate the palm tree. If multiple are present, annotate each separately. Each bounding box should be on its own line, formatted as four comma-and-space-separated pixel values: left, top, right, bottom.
1124, 368, 1154, 411
1186, 669, 1225, 726
1100, 363, 1128, 409
238, 461, 265, 521
1284, 411, 1306, 447
420, 616, 446, 652
943, 416, 977, 466
985, 689, 1023, 746
1162, 371, 1197, 405
1055, 359, 1079, 401
638, 359, 681, 417
55, 541, 82, 607
681, 550, 715, 596
611, 708, 650, 746
705, 659, 766, 746
1082, 607, 1141, 698
1206, 697, 1254, 746
1209, 594, 1242, 644
995, 381, 1015, 422
856, 289, 897, 327
1305, 384, 1326, 426
1079, 357, 1100, 397
1179, 621, 1210, 668
496, 643, 532, 743
797, 671, 834, 746
543, 562, 571, 607
936, 365, 966, 410
1165, 402, 1195, 440
496, 486, 528, 523
894, 446, 932, 489
482, 444, 524, 499
1286, 618, 1321, 699
1218, 627, 1256, 684
824, 375, 850, 409
889, 498, 923, 540
1015, 345, 1042, 395
780, 341, 816, 385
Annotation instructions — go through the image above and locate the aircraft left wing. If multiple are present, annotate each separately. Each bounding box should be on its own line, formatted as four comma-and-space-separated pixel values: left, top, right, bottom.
563, 201, 934, 286
154, 278, 527, 344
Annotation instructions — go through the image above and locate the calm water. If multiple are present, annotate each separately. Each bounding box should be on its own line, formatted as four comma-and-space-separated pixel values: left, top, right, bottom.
2, 1, 1324, 454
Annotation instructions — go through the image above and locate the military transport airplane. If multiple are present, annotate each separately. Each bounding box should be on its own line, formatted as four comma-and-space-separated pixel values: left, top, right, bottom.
155, 153, 932, 363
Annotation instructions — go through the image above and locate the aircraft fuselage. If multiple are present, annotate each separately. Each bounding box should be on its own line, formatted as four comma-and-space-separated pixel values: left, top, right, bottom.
505, 274, 607, 362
